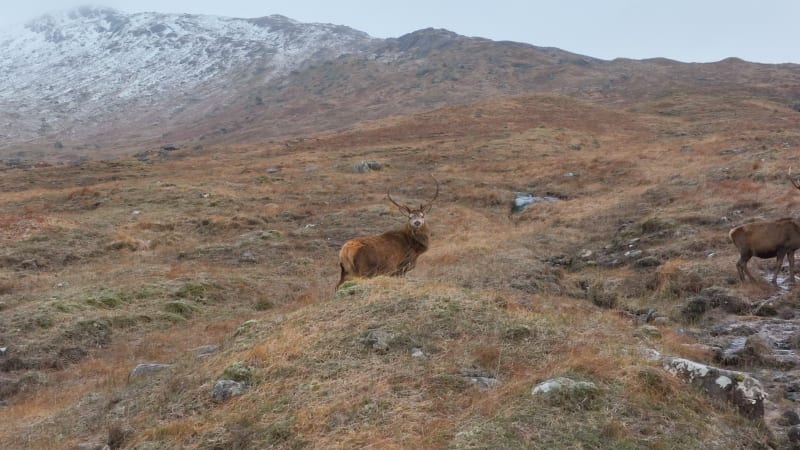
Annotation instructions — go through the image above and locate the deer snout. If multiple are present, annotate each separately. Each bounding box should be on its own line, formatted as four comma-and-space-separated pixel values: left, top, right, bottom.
411, 218, 423, 228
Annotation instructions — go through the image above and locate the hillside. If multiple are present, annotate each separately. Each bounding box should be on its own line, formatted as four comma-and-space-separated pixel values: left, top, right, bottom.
2, 7, 799, 163
2, 90, 799, 448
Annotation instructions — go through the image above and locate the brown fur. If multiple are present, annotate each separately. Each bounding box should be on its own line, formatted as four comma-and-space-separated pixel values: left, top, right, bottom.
337, 179, 438, 290
729, 217, 800, 285
337, 222, 431, 288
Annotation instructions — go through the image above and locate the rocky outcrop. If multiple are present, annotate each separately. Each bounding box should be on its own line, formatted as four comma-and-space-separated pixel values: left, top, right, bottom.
662, 357, 766, 419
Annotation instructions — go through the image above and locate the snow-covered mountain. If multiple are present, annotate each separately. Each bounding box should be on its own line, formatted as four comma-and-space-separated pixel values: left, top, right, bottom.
2, 6, 798, 162
0, 6, 374, 156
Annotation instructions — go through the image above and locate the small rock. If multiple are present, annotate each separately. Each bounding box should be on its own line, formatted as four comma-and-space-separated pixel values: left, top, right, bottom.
129, 363, 171, 381
634, 256, 661, 268
265, 167, 281, 174
511, 192, 560, 213
635, 325, 661, 339
781, 409, 800, 426
754, 303, 779, 317
789, 425, 800, 445
624, 249, 643, 259
19, 259, 39, 270
640, 348, 662, 361
239, 251, 257, 263
532, 377, 598, 397
212, 379, 247, 402
461, 369, 501, 389
411, 348, 426, 359
362, 329, 393, 353
466, 376, 501, 389
353, 160, 382, 173
195, 345, 220, 357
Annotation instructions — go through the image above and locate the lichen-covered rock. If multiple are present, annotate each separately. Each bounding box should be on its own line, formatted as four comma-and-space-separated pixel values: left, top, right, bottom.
212, 379, 247, 402
361, 329, 393, 353
128, 363, 171, 381
662, 356, 765, 419
531, 376, 599, 397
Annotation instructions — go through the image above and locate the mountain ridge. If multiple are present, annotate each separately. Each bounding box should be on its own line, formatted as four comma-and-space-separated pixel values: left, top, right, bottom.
1, 7, 798, 162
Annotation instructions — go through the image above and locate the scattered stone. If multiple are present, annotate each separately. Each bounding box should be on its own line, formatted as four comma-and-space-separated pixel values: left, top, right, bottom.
19, 259, 39, 270
411, 348, 426, 359
632, 307, 658, 324
353, 160, 382, 173
465, 375, 500, 389
635, 325, 662, 339
754, 302, 779, 317
511, 192, 560, 213
640, 348, 662, 361
74, 443, 106, 450
662, 356, 766, 419
212, 379, 248, 402
129, 363, 171, 381
461, 368, 501, 389
532, 377, 599, 398
624, 249, 643, 259
789, 425, 800, 446
265, 167, 281, 174
634, 256, 661, 268
544, 254, 572, 267
195, 345, 220, 357
680, 145, 694, 152
239, 251, 257, 263
786, 383, 800, 402
361, 329, 393, 353
720, 147, 750, 155
781, 409, 800, 426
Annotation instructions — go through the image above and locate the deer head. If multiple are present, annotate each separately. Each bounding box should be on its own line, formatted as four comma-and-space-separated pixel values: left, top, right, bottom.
387, 176, 439, 231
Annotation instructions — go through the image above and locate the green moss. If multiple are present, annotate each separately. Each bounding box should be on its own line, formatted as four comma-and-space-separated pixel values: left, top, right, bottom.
222, 361, 257, 384
163, 301, 196, 318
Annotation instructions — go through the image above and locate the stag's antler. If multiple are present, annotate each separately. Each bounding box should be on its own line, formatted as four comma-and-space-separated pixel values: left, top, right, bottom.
422, 176, 440, 212
387, 191, 410, 213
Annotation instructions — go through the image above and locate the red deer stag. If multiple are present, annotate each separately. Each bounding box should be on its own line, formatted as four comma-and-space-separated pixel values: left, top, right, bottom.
729, 177, 800, 285
337, 178, 439, 289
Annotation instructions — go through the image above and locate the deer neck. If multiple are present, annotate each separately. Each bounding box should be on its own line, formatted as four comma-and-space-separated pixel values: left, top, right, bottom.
405, 223, 430, 251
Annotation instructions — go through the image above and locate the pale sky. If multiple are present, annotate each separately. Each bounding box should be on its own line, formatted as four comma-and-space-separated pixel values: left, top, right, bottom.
1, 1, 798, 64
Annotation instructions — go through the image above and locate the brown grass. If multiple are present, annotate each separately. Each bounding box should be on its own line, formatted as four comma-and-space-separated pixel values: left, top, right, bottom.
0, 91, 793, 448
